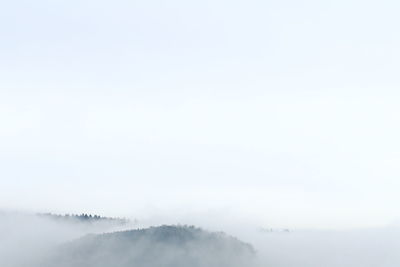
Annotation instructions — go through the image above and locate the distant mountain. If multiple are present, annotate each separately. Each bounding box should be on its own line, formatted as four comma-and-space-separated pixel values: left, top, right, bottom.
41, 225, 255, 267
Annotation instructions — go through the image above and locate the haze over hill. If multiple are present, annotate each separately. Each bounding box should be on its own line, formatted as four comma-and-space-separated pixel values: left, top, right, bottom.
0, 212, 257, 267
2, 211, 400, 267
39, 225, 255, 267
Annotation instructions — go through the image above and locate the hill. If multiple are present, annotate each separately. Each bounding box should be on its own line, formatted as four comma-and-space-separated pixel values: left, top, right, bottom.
41, 225, 255, 267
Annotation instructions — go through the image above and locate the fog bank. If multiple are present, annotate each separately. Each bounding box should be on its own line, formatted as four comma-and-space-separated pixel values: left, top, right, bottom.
1, 211, 400, 267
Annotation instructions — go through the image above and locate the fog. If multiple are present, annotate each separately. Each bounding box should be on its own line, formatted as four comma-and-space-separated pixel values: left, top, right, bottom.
252, 227, 400, 267
1, 210, 399, 267
1, 0, 399, 266
0, 211, 130, 267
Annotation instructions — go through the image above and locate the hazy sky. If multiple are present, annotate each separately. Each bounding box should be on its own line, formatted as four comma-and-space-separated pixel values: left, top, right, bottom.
1, 0, 400, 229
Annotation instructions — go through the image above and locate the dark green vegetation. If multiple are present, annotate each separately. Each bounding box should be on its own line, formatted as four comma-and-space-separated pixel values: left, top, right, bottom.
37, 213, 129, 224
41, 225, 255, 267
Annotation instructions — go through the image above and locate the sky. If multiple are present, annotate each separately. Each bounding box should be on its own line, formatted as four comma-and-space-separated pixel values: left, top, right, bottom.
0, 0, 400, 229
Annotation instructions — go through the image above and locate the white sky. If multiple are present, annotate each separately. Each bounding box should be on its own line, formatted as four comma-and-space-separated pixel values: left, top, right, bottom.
1, 0, 400, 229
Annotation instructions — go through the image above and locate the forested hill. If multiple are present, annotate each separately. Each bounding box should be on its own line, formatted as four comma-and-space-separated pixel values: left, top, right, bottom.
42, 225, 255, 267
